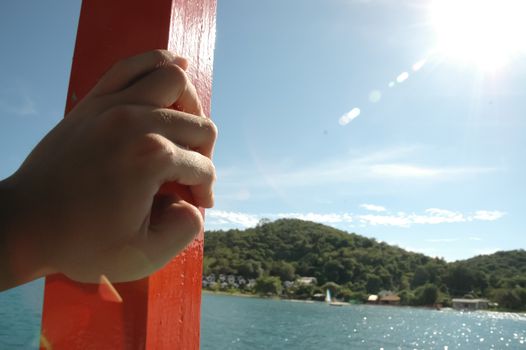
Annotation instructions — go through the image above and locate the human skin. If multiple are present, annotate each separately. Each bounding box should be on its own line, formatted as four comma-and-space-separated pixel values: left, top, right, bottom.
0, 50, 217, 291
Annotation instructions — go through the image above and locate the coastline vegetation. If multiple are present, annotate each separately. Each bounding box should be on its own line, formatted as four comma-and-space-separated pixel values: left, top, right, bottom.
203, 219, 526, 311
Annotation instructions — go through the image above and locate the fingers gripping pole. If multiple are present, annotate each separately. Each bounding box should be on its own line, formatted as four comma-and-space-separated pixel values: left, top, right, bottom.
40, 1, 216, 349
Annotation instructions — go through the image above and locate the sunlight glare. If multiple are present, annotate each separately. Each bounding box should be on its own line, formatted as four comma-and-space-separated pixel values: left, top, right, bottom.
412, 59, 427, 71
430, 0, 526, 70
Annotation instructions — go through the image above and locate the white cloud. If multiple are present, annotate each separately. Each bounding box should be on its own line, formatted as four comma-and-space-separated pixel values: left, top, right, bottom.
276, 212, 353, 224
220, 146, 499, 191
420, 208, 465, 223
360, 204, 387, 212
471, 210, 506, 221
205, 207, 506, 230
358, 214, 411, 227
358, 208, 465, 227
356, 208, 506, 228
206, 210, 259, 228
216, 146, 499, 201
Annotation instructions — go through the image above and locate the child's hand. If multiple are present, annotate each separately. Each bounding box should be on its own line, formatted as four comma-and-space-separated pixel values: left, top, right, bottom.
1, 50, 216, 288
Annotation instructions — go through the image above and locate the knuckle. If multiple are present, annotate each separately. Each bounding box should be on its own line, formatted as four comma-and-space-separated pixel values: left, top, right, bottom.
110, 59, 127, 73
203, 157, 217, 183
136, 133, 174, 159
203, 119, 218, 143
151, 49, 174, 67
163, 63, 188, 86
100, 104, 138, 131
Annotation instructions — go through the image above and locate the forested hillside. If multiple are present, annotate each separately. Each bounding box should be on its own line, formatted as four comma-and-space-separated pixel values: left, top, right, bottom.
204, 219, 526, 310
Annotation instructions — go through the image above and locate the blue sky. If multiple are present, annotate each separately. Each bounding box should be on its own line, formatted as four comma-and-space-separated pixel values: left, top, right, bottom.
1, 0, 525, 261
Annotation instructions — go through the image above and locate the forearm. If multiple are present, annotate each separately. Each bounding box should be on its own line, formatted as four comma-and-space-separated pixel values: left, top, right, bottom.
0, 177, 50, 291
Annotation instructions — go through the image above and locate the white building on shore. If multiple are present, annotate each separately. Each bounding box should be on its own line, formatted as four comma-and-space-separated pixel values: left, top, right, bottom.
451, 298, 489, 310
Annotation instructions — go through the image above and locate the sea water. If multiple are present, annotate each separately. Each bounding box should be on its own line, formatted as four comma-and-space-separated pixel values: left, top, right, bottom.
1, 281, 525, 349
201, 293, 526, 350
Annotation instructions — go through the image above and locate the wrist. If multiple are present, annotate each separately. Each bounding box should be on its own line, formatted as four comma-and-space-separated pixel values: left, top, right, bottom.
0, 175, 53, 291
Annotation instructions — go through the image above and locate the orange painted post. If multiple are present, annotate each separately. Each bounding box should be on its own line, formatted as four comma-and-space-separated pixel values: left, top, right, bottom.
40, 0, 216, 349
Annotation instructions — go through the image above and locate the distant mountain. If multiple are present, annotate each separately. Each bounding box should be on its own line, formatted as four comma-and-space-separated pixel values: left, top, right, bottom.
454, 249, 526, 278
204, 219, 526, 310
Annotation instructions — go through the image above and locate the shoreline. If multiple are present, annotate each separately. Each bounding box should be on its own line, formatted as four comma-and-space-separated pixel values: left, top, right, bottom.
202, 290, 322, 303
202, 290, 526, 315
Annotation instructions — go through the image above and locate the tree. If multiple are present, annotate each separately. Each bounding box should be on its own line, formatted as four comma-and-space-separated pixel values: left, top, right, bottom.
399, 289, 415, 305
445, 265, 476, 296
204, 219, 526, 307
413, 284, 438, 306
270, 261, 296, 281
375, 266, 393, 290
323, 260, 345, 284
257, 218, 272, 227
321, 282, 341, 296
366, 274, 382, 294
492, 288, 526, 310
293, 284, 315, 299
411, 267, 430, 288
236, 260, 263, 279
254, 276, 282, 296
337, 288, 353, 301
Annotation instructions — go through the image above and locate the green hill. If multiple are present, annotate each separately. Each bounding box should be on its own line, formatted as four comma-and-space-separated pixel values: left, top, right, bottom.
203, 219, 526, 310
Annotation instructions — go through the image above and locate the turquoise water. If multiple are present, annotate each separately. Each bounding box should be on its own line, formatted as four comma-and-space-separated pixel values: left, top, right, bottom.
1, 283, 525, 349
0, 280, 43, 349
201, 293, 526, 350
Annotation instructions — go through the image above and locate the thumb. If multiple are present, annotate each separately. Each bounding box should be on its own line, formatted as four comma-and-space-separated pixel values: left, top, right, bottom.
142, 195, 203, 268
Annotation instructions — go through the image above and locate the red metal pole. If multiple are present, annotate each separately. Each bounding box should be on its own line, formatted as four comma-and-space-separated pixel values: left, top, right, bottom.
40, 1, 216, 349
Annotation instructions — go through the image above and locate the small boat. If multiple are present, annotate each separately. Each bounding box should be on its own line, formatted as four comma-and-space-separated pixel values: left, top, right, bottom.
325, 289, 332, 303
326, 289, 347, 306
329, 301, 346, 307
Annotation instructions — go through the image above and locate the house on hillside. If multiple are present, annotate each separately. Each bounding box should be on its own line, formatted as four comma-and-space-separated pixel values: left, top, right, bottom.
296, 277, 317, 285
367, 295, 378, 304
452, 298, 489, 310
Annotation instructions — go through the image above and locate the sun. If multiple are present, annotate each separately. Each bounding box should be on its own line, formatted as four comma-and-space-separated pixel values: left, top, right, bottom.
430, 0, 526, 71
